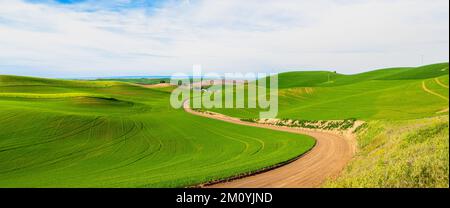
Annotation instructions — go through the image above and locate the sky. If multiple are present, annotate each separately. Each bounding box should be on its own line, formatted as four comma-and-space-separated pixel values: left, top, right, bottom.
0, 0, 448, 78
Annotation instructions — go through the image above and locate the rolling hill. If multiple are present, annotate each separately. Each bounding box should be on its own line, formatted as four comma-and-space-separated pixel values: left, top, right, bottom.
205, 62, 449, 188
0, 62, 448, 188
209, 63, 449, 120
0, 75, 315, 187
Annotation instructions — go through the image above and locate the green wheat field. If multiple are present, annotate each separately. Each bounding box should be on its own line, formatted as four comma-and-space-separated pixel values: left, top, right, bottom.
0, 63, 448, 188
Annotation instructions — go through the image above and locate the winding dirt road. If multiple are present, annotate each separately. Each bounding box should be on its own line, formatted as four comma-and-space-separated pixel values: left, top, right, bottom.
422, 80, 449, 114
183, 101, 358, 188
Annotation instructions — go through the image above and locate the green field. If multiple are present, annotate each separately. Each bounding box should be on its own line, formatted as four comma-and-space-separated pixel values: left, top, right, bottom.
94, 78, 171, 85
0, 75, 315, 187
209, 63, 449, 121
205, 62, 449, 188
0, 62, 448, 188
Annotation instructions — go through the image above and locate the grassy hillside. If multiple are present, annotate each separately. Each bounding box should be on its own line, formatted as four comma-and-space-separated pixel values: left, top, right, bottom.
209, 63, 449, 120
205, 62, 449, 188
95, 78, 170, 85
1, 63, 448, 188
277, 71, 344, 88
325, 116, 449, 188
0, 75, 123, 88
0, 75, 314, 187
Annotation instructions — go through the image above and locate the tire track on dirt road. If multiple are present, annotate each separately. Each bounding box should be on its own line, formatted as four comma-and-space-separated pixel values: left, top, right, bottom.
422, 81, 449, 114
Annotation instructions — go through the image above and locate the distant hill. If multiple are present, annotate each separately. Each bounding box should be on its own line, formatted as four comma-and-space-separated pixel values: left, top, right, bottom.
211, 63, 449, 120
278, 62, 449, 88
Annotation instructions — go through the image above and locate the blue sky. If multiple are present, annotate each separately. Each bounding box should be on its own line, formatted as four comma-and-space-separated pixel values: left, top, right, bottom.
26, 0, 169, 12
0, 0, 448, 77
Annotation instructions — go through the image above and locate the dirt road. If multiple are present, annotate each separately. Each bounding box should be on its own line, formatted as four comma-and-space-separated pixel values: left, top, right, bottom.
435, 78, 449, 89
183, 101, 357, 188
422, 81, 449, 114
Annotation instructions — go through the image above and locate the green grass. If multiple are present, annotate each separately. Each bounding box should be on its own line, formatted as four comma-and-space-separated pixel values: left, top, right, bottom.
1, 62, 448, 188
277, 71, 344, 88
94, 78, 170, 85
208, 63, 449, 120
0, 75, 315, 188
324, 116, 449, 188
203, 62, 449, 188
0, 75, 123, 88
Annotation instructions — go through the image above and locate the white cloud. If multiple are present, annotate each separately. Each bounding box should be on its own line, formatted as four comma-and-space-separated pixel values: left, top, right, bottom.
0, 0, 448, 77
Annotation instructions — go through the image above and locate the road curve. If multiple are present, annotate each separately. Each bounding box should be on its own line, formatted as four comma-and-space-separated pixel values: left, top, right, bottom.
422, 81, 449, 114
183, 101, 357, 188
